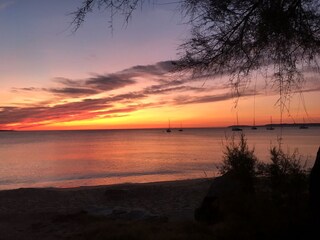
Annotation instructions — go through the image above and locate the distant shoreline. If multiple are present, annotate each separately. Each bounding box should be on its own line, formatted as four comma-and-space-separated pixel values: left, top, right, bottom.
1, 123, 320, 132
228, 122, 320, 128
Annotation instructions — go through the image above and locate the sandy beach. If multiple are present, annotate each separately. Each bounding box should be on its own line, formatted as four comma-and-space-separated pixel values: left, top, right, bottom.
0, 178, 212, 240
0, 172, 313, 240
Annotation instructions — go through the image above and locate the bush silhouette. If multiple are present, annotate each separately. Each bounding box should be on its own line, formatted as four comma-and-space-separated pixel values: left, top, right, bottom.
260, 146, 308, 200
219, 134, 258, 193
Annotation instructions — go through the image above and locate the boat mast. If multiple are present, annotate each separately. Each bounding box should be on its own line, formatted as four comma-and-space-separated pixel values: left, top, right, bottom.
237, 112, 239, 126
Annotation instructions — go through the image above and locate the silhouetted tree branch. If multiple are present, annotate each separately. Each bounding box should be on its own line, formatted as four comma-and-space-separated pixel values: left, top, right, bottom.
71, 0, 145, 31
179, 0, 320, 96
72, 0, 320, 95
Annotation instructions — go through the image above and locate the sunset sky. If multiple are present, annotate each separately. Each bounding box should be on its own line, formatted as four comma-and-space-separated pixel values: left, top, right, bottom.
0, 0, 319, 130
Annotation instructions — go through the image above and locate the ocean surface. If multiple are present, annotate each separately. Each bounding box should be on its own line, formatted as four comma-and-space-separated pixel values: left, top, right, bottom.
0, 127, 319, 190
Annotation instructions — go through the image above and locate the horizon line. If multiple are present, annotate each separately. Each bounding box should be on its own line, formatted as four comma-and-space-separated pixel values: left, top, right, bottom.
1, 122, 320, 132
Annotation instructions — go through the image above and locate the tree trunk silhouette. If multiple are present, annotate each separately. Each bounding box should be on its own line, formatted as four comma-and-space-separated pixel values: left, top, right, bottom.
309, 147, 320, 227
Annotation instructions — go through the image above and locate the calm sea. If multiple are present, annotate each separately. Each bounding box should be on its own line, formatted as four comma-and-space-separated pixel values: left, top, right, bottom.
0, 127, 319, 190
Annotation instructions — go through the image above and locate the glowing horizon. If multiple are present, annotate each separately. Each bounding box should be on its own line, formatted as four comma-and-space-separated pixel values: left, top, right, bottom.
1, 60, 319, 131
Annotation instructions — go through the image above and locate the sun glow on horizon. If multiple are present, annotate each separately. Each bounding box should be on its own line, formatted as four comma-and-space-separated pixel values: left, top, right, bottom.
3, 87, 318, 131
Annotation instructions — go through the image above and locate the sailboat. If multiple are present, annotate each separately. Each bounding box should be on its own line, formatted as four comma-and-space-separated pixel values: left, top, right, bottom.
251, 82, 258, 130
251, 121, 258, 130
178, 122, 183, 131
166, 119, 171, 133
299, 118, 308, 129
232, 112, 242, 131
266, 116, 275, 130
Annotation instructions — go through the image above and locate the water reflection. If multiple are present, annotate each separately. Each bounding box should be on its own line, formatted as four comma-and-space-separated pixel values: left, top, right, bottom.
0, 127, 319, 189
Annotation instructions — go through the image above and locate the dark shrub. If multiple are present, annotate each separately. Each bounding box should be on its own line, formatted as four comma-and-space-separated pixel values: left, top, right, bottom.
265, 146, 308, 198
219, 133, 258, 193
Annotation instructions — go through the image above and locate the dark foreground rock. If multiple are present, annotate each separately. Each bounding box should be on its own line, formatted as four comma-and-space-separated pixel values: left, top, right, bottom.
194, 172, 243, 223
